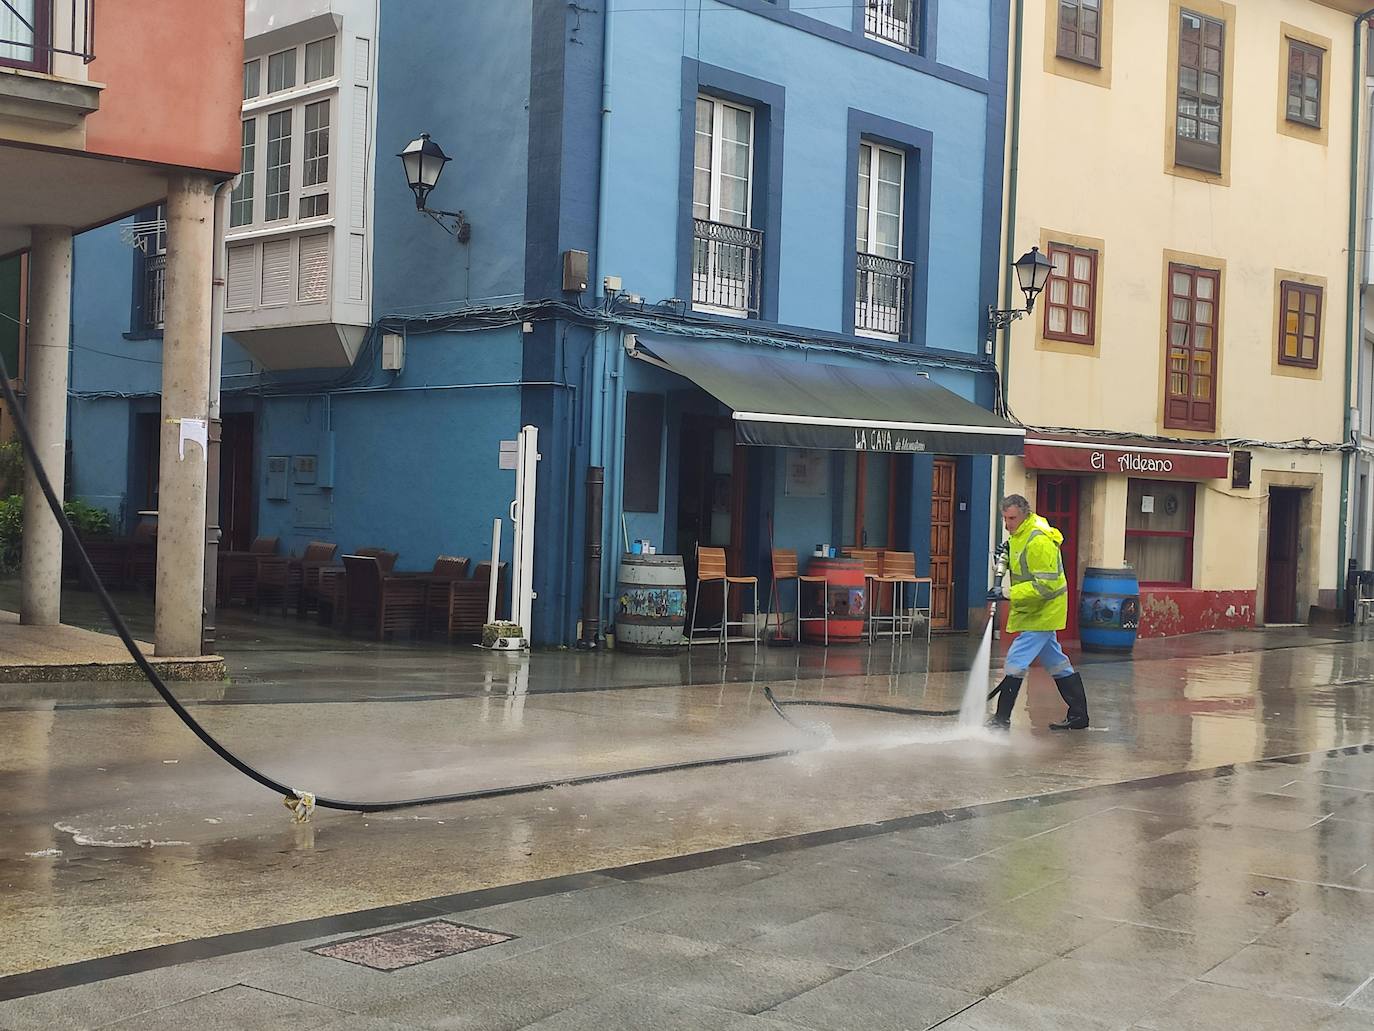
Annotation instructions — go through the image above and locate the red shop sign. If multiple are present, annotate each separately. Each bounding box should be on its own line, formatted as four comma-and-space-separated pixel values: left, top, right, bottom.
1023, 438, 1230, 480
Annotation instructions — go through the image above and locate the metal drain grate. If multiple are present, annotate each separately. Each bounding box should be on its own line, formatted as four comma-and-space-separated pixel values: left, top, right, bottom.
309, 920, 516, 971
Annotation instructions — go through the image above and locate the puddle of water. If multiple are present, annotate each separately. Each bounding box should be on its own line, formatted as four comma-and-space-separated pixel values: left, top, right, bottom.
54, 822, 190, 849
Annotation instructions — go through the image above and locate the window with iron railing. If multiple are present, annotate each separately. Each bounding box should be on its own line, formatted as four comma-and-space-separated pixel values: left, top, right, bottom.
0, 0, 95, 72
127, 206, 166, 335
865, 0, 919, 53
692, 95, 760, 317
854, 141, 912, 340
692, 219, 762, 318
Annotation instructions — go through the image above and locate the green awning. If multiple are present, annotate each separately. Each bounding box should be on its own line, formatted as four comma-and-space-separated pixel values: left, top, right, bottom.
630, 337, 1024, 456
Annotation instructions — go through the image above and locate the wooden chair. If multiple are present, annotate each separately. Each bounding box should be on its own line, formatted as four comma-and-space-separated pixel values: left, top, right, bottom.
877, 551, 933, 644
128, 521, 159, 592
342, 555, 427, 640
420, 555, 472, 636
257, 540, 337, 616
439, 560, 505, 643
315, 547, 395, 626
766, 548, 828, 646
688, 545, 758, 652
220, 536, 280, 607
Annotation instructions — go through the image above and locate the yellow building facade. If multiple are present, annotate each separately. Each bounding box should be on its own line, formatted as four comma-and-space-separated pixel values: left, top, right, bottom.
999, 0, 1364, 637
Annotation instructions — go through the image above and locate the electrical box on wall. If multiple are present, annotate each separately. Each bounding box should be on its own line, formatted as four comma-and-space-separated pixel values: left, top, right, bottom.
292, 455, 318, 484
1231, 450, 1251, 490
381, 333, 405, 372
266, 456, 289, 501
562, 249, 588, 292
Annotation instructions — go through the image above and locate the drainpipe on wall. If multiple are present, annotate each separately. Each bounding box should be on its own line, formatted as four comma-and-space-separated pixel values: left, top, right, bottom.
993, 0, 1025, 547
202, 179, 233, 654
588, 0, 616, 641
1341, 12, 1374, 611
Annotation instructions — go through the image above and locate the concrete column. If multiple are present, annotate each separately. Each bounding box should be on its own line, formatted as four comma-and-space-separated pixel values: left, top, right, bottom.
154, 173, 216, 657
19, 226, 73, 627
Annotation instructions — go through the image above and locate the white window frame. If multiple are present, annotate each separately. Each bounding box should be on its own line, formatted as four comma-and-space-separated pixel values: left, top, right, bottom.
693, 94, 756, 317
264, 108, 293, 222
266, 47, 297, 94
231, 117, 256, 228
855, 141, 906, 342
303, 36, 336, 84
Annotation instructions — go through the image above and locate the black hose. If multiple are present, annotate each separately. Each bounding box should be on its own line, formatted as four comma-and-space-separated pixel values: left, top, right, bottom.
0, 353, 806, 812
763, 686, 958, 725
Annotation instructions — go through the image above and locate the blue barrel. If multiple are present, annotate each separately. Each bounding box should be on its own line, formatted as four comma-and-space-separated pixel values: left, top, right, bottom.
1079, 567, 1140, 653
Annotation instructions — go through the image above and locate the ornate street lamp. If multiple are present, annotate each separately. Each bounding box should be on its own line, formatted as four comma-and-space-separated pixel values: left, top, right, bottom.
398, 133, 470, 242
987, 246, 1054, 336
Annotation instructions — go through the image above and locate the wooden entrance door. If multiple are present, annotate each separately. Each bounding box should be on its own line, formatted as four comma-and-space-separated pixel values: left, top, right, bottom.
677, 415, 746, 625
1036, 476, 1080, 640
1265, 488, 1301, 623
219, 413, 255, 552
929, 458, 956, 628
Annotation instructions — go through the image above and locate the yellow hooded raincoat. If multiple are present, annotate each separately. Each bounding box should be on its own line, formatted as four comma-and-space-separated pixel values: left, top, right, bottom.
1006, 513, 1068, 633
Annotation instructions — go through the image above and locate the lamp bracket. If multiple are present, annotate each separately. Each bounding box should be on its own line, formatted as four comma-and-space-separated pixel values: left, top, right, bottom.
421, 206, 471, 243
986, 304, 1032, 339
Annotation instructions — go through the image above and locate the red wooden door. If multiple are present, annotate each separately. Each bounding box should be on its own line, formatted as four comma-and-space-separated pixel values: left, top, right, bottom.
930, 459, 956, 628
1265, 488, 1301, 623
1036, 476, 1080, 640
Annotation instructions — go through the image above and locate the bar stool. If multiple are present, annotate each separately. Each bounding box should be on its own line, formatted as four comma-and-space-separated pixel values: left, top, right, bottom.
877, 551, 933, 645
766, 548, 828, 646
688, 546, 759, 653
845, 549, 884, 642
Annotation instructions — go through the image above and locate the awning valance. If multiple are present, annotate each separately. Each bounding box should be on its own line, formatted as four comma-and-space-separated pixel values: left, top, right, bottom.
629, 337, 1024, 456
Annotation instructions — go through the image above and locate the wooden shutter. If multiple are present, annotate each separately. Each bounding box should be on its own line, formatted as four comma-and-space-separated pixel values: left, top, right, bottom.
226, 245, 257, 311
260, 238, 292, 306
297, 234, 330, 303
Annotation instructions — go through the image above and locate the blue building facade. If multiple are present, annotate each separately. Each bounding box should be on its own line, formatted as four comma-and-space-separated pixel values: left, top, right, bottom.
63, 0, 1012, 644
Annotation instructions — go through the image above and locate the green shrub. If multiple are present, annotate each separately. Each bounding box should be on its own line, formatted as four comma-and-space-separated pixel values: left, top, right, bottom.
64, 499, 111, 538
0, 440, 21, 496
0, 496, 112, 574
0, 494, 20, 574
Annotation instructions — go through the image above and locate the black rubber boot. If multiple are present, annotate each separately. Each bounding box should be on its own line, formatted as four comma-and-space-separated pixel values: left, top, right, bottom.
1050, 672, 1089, 730
985, 674, 1023, 730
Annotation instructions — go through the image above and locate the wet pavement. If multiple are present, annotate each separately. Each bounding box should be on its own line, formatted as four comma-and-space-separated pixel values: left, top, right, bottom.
2, 581, 1374, 1027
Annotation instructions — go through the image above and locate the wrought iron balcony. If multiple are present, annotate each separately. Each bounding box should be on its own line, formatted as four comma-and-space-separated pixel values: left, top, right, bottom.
855, 252, 914, 340
692, 218, 762, 318
864, 0, 917, 52
0, 1, 96, 72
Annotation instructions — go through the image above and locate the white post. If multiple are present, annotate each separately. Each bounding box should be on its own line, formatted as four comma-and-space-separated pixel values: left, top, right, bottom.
509, 424, 540, 642
487, 517, 501, 625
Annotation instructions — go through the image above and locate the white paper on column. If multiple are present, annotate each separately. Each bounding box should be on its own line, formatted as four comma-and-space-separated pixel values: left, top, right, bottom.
178, 418, 208, 461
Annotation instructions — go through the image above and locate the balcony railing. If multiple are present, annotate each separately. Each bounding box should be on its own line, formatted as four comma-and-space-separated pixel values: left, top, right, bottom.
855, 252, 914, 340
0, 0, 95, 72
864, 0, 917, 52
692, 218, 762, 318
143, 252, 166, 331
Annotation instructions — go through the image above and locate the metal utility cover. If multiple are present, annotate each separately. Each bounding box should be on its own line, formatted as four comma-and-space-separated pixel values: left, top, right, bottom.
630, 337, 1024, 456
309, 920, 515, 971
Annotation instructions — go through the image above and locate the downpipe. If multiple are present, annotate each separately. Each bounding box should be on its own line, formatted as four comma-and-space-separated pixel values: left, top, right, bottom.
1340, 11, 1374, 608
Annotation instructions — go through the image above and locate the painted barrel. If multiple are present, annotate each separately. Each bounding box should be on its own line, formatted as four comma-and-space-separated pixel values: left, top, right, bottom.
615, 554, 688, 653
801, 556, 867, 644
1079, 566, 1141, 653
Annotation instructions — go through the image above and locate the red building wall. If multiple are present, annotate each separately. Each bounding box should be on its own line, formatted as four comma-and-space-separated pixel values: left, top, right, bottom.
84, 0, 243, 176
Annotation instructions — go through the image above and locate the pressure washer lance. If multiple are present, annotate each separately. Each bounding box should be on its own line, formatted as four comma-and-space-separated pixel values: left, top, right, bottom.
986, 541, 1010, 702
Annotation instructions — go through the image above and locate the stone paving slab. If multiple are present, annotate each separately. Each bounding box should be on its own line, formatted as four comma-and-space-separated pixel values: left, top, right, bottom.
0, 610, 224, 682
6, 751, 1374, 1029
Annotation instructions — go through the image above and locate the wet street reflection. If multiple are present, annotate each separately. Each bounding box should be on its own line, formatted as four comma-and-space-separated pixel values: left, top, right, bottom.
2, 589, 1373, 981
